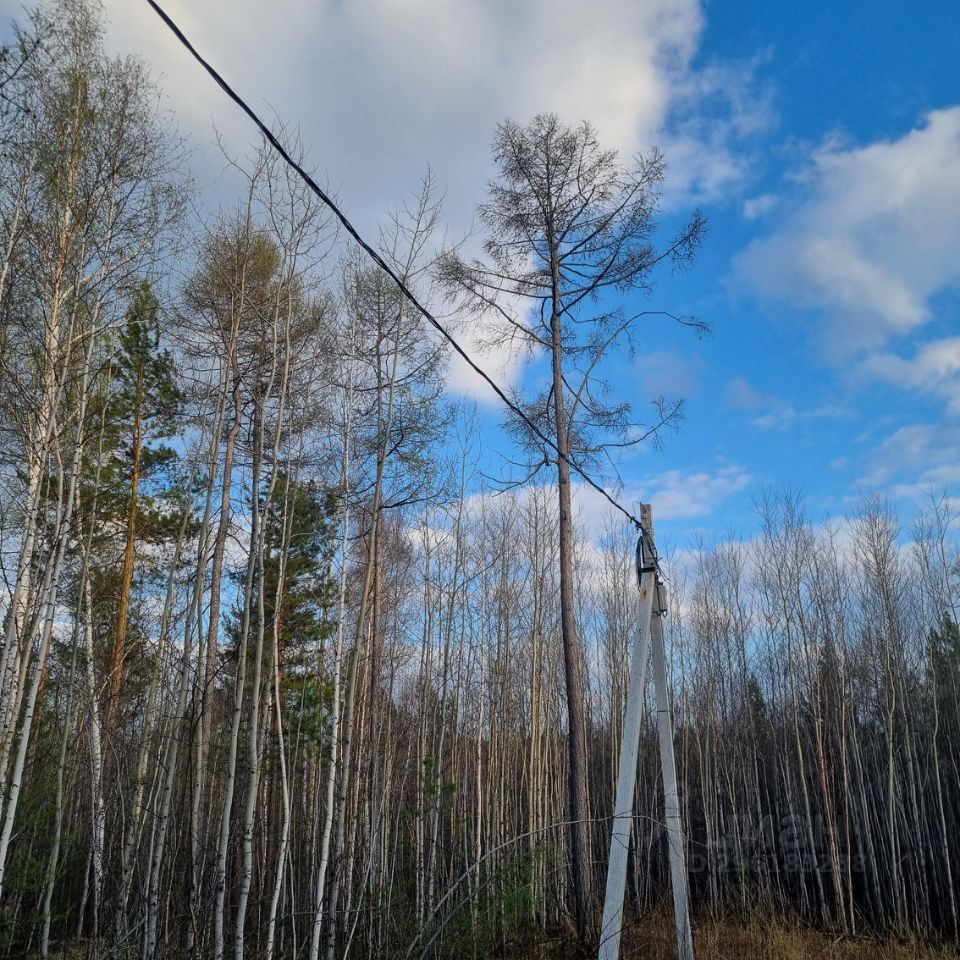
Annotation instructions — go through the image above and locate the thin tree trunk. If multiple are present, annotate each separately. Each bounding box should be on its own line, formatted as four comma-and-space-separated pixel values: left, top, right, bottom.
548, 232, 594, 940
106, 372, 143, 732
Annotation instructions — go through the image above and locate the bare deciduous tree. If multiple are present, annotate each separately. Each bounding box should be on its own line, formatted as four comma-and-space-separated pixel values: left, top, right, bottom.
439, 113, 705, 939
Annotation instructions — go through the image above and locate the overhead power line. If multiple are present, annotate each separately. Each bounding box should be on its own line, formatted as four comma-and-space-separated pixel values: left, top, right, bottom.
143, 0, 645, 530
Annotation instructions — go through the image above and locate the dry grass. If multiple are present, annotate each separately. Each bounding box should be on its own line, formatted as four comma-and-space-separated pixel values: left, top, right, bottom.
612, 913, 959, 960
516, 911, 959, 959
36, 918, 960, 959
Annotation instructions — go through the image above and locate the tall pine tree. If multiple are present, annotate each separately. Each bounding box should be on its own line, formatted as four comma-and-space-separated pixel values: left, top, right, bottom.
99, 282, 183, 729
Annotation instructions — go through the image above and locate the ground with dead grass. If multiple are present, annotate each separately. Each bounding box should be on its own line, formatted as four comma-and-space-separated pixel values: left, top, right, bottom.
612, 914, 958, 960
518, 913, 959, 959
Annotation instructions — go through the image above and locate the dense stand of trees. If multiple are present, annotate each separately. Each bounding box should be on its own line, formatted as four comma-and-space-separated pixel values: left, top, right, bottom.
0, 3, 958, 958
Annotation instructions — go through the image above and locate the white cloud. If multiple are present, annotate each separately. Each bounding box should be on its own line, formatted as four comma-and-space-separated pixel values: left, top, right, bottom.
444, 308, 534, 403
96, 0, 711, 226
859, 422, 960, 487
75, 0, 773, 404
659, 56, 776, 206
742, 193, 779, 220
457, 481, 619, 545
456, 464, 751, 546
735, 108, 960, 357
0, 0, 772, 410
750, 402, 848, 431
889, 477, 960, 510
860, 337, 960, 416
640, 465, 752, 519
722, 376, 848, 430
854, 339, 960, 498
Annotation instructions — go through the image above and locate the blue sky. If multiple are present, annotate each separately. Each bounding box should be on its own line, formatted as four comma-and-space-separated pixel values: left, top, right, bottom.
4, 0, 957, 548
643, 0, 960, 542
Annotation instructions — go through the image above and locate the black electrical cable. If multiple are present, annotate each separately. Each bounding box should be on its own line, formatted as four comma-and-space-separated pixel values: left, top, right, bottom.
143, 0, 646, 531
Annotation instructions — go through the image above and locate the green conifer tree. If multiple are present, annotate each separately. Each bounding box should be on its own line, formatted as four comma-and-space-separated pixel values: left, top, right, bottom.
96, 281, 184, 728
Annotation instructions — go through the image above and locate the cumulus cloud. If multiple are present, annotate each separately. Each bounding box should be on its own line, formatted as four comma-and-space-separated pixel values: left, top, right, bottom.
444, 309, 535, 403
456, 462, 751, 547
569, 464, 752, 533
734, 108, 960, 357
658, 56, 776, 206
83, 0, 772, 403
639, 464, 752, 519
455, 481, 613, 545
98, 0, 714, 226
859, 422, 960, 488
860, 337, 960, 416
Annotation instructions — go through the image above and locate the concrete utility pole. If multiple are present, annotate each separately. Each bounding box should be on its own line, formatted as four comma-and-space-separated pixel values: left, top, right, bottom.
598, 504, 694, 960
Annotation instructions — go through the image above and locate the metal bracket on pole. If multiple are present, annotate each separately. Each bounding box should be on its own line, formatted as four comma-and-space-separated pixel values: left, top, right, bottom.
598, 503, 694, 960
